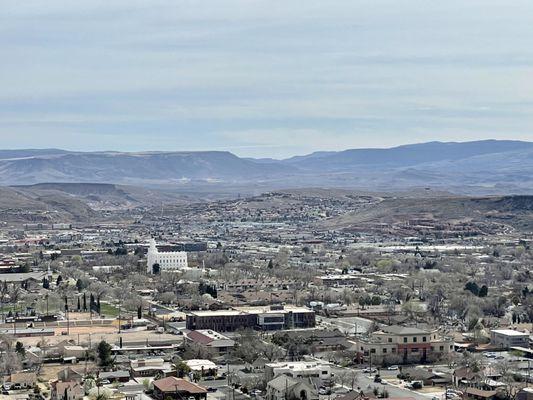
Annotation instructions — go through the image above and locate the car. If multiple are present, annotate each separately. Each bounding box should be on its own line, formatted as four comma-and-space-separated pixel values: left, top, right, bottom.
3, 383, 12, 391
447, 389, 462, 396
250, 390, 262, 396
387, 365, 399, 370
318, 388, 331, 395
207, 387, 218, 392
100, 380, 110, 385
362, 368, 377, 373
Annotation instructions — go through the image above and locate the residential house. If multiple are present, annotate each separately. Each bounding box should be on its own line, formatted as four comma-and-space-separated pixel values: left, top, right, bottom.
266, 375, 318, 400
57, 367, 84, 383
8, 371, 37, 389
152, 377, 207, 400
184, 330, 235, 356
51, 381, 84, 400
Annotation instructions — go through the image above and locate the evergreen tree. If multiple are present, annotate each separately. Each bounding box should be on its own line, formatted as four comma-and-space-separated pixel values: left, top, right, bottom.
15, 341, 25, 356
97, 340, 113, 367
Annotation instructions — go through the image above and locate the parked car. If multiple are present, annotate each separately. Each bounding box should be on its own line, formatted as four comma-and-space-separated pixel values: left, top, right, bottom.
362, 368, 377, 373
387, 365, 399, 370
318, 387, 331, 395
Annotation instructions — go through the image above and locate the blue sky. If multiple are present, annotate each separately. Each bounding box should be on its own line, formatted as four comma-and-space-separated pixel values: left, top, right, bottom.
1, 0, 532, 158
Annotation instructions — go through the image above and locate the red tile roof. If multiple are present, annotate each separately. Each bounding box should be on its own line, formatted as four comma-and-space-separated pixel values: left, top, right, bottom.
153, 377, 207, 394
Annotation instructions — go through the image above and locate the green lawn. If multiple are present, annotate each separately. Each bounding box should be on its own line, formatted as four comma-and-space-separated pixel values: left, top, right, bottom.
98, 303, 120, 318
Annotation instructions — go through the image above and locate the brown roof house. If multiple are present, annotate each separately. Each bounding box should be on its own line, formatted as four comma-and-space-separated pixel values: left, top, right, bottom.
153, 377, 207, 400
51, 381, 84, 400
8, 371, 37, 389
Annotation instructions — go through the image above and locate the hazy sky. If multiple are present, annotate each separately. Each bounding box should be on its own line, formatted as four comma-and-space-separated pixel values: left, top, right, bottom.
1, 0, 532, 158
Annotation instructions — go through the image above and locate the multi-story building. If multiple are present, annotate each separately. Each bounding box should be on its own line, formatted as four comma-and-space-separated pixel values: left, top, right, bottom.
185, 306, 315, 332
313, 274, 360, 287
146, 239, 188, 274
351, 325, 453, 365
490, 329, 529, 349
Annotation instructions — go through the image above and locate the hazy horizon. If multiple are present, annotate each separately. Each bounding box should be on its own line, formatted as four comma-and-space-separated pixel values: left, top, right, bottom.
2, 1, 533, 158
1, 138, 532, 160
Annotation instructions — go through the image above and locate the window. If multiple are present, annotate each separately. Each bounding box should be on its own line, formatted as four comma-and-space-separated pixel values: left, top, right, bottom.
403, 337, 408, 343
413, 337, 417, 343
388, 338, 392, 343
383, 348, 387, 354
392, 348, 396, 353
423, 337, 427, 342
370, 348, 376, 354
439, 346, 444, 351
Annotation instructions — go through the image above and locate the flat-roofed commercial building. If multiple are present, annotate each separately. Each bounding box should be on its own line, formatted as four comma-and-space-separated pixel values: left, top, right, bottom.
491, 329, 529, 349
186, 306, 315, 332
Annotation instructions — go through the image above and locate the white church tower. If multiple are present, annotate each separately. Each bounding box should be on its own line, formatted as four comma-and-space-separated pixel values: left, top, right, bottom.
147, 238, 188, 274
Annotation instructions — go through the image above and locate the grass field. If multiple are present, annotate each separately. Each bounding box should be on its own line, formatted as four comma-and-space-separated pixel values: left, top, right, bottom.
98, 303, 120, 318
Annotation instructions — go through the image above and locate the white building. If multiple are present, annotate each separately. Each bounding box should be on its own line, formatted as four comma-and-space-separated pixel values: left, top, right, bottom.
265, 361, 332, 383
490, 329, 529, 349
147, 239, 188, 274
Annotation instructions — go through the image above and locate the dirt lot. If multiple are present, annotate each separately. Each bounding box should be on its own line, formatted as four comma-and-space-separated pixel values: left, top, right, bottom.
18, 328, 182, 347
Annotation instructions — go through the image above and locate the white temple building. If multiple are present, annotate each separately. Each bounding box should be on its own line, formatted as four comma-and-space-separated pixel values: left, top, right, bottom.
147, 238, 188, 274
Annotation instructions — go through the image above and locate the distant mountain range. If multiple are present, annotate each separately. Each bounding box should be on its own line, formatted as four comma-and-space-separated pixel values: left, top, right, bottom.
1, 140, 533, 194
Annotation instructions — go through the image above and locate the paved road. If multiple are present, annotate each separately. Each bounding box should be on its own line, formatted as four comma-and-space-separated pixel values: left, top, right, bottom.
200, 381, 252, 400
